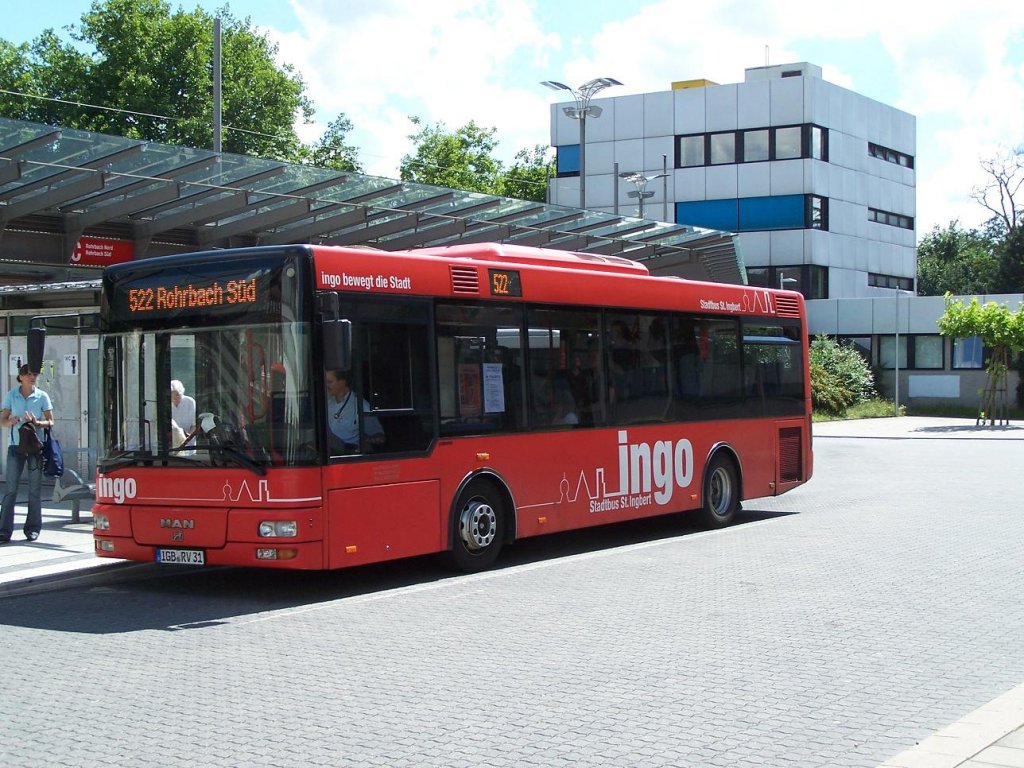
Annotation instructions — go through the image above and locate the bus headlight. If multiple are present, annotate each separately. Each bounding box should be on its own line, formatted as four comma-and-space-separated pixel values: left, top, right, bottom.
258, 521, 298, 538
94, 514, 110, 531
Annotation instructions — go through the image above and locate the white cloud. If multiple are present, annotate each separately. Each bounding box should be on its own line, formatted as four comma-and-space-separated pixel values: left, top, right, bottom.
268, 0, 558, 176
261, 0, 1024, 235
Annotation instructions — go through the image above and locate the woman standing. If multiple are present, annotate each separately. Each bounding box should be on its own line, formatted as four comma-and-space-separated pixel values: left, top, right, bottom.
0, 364, 55, 543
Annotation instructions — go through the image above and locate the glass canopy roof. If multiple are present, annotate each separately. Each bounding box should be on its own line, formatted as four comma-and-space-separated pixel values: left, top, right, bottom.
0, 116, 743, 284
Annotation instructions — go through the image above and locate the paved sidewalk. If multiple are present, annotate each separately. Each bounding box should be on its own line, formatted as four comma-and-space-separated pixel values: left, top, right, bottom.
811, 414, 1024, 440
0, 497, 136, 597
1, 417, 1023, 768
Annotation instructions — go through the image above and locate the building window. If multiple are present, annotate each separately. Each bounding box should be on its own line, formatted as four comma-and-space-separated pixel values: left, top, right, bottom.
743, 129, 769, 162
912, 335, 944, 369
674, 124, 828, 166
774, 126, 802, 160
868, 207, 914, 230
678, 135, 705, 167
709, 132, 735, 164
868, 142, 914, 169
807, 265, 828, 299
877, 335, 944, 371
746, 267, 769, 288
775, 267, 802, 293
952, 337, 987, 369
808, 195, 828, 230
767, 266, 828, 299
878, 336, 908, 370
811, 126, 827, 161
868, 273, 914, 291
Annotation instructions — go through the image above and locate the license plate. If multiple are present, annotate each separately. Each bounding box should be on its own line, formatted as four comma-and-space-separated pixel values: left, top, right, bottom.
156, 548, 205, 565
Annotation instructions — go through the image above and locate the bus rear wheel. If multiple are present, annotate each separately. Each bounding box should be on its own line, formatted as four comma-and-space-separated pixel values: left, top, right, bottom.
698, 454, 739, 528
445, 479, 506, 573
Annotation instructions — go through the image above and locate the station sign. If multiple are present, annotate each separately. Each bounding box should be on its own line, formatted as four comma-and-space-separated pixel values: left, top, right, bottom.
72, 237, 134, 266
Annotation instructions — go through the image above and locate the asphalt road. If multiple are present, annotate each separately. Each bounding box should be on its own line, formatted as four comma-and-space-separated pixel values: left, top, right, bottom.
1, 421, 1022, 767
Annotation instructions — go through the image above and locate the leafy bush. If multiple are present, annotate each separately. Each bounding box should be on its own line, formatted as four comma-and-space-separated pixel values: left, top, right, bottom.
810, 360, 854, 415
809, 335, 876, 414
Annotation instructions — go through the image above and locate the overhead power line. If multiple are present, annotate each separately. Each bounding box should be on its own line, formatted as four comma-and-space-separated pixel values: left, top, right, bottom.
0, 87, 287, 141
0, 87, 553, 192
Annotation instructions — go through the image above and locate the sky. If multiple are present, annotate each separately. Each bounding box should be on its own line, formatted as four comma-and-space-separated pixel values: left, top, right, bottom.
3, 0, 1024, 240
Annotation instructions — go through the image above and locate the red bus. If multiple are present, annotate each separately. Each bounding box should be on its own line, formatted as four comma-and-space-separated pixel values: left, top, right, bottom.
88, 242, 812, 572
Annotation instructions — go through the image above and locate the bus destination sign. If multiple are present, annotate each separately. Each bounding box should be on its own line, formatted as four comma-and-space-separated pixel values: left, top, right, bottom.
488, 269, 522, 298
127, 278, 258, 314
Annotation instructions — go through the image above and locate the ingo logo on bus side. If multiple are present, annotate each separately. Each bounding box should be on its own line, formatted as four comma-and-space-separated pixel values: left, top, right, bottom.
98, 476, 137, 504
561, 430, 695, 514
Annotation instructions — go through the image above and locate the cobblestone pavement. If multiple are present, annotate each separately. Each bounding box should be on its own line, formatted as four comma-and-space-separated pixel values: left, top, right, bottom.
0, 418, 1022, 767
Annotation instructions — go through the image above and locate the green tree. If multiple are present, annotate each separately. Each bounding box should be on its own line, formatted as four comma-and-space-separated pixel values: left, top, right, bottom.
996, 223, 1024, 293
302, 114, 363, 172
498, 145, 552, 203
916, 223, 999, 296
937, 295, 1024, 422
0, 0, 315, 161
400, 117, 502, 193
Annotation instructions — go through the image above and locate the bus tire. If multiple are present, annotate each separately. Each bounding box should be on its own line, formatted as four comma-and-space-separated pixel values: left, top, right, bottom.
698, 453, 739, 528
445, 479, 506, 573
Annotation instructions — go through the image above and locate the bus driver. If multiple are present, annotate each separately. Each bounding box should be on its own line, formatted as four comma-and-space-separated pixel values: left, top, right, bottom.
325, 369, 384, 453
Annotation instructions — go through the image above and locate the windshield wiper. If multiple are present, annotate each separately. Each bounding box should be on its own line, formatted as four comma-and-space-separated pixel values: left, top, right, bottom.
98, 450, 153, 472
210, 444, 267, 476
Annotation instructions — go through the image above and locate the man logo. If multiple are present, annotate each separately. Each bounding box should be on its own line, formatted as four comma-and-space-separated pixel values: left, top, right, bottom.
160, 519, 195, 529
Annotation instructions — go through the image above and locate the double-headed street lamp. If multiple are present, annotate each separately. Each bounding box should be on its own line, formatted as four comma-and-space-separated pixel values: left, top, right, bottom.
619, 171, 668, 219
541, 77, 623, 210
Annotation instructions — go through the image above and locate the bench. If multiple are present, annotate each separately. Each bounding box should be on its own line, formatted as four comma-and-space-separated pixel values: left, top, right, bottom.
51, 467, 96, 524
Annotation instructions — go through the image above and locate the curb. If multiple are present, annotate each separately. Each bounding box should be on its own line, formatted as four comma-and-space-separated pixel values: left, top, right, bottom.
0, 559, 149, 598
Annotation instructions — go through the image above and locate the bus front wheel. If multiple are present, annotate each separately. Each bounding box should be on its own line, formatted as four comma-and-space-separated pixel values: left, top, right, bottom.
445, 479, 506, 573
698, 454, 739, 528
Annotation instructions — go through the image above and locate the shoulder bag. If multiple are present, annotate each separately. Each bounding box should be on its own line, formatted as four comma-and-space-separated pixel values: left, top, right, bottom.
42, 427, 65, 477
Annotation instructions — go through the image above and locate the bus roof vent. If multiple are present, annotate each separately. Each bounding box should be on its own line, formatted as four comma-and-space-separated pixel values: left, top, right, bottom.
450, 266, 480, 294
420, 243, 650, 276
775, 295, 802, 318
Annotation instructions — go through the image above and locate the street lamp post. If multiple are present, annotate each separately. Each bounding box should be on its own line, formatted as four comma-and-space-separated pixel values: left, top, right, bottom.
889, 288, 913, 415
541, 77, 623, 210
895, 292, 900, 415
619, 171, 669, 219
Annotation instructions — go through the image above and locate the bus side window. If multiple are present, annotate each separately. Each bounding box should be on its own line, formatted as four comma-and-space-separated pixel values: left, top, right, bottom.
437, 303, 524, 437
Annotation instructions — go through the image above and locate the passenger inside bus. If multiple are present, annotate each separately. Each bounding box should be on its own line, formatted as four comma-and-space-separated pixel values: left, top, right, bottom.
325, 368, 385, 454
566, 353, 596, 426
551, 379, 579, 426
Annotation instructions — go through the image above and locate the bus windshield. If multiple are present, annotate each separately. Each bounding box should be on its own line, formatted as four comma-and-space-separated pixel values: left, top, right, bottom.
100, 321, 317, 471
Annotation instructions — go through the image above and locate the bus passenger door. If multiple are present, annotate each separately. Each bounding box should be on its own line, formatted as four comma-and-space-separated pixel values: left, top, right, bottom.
79, 336, 101, 478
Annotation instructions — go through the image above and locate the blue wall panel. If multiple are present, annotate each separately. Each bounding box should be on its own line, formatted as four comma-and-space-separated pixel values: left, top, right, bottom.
677, 195, 807, 231
675, 199, 739, 231
739, 194, 804, 230
556, 145, 580, 175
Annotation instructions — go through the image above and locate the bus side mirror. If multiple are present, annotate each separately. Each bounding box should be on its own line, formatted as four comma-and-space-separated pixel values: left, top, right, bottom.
323, 319, 352, 371
28, 327, 46, 374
